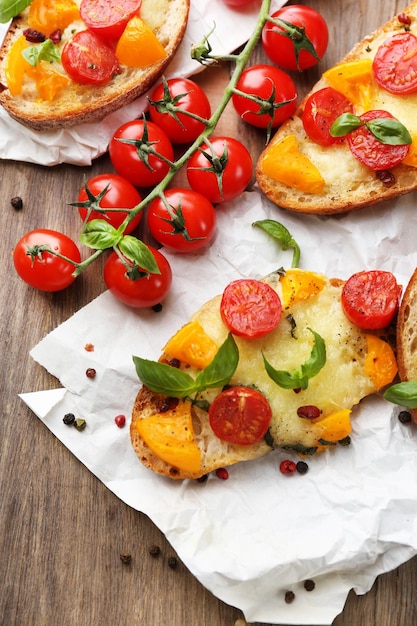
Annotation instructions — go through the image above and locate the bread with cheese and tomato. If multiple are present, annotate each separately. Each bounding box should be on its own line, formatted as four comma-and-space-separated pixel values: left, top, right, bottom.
0, 0, 189, 130
256, 1, 417, 214
130, 268, 399, 480
395, 267, 417, 423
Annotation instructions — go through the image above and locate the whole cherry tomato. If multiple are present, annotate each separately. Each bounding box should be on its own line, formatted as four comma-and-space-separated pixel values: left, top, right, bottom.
341, 270, 402, 329
80, 0, 142, 40
61, 30, 119, 85
13, 229, 81, 292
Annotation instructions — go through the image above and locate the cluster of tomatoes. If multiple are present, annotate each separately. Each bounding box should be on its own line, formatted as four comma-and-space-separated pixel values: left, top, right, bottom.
13, 5, 329, 309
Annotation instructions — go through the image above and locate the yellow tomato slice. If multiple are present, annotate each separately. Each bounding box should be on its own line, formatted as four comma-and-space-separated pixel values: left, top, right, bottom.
5, 36, 30, 96
115, 16, 167, 67
28, 0, 80, 33
364, 334, 398, 390
280, 269, 326, 308
164, 321, 218, 370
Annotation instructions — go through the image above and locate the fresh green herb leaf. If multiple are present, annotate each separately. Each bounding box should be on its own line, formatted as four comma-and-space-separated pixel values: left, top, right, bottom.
118, 236, 160, 273
195, 332, 239, 391
252, 219, 300, 268
0, 0, 32, 23
366, 118, 412, 145
22, 39, 60, 67
330, 112, 362, 137
383, 380, 417, 408
80, 219, 122, 250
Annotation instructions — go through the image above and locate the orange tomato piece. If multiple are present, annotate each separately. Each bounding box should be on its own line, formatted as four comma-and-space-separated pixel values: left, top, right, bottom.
364, 334, 398, 390
28, 0, 80, 34
164, 321, 218, 370
115, 16, 166, 67
5, 36, 31, 96
314, 409, 352, 445
32, 65, 71, 101
280, 269, 326, 308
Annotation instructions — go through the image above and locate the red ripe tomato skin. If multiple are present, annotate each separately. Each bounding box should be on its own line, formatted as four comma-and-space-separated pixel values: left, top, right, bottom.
221, 0, 260, 7
232, 64, 297, 129
103, 246, 172, 308
341, 270, 402, 330
13, 229, 81, 292
302, 87, 354, 147
220, 279, 282, 339
148, 78, 211, 144
80, 0, 142, 41
147, 188, 216, 253
109, 120, 174, 188
186, 136, 253, 204
262, 5, 329, 71
373, 32, 417, 95
77, 174, 142, 234
347, 110, 410, 171
61, 30, 119, 85
209, 386, 272, 446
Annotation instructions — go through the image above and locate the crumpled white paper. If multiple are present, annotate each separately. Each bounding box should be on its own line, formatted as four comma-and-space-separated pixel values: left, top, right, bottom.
0, 0, 285, 165
21, 189, 417, 625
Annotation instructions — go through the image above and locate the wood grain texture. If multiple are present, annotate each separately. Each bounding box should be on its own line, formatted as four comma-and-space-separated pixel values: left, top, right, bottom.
1, 1, 417, 625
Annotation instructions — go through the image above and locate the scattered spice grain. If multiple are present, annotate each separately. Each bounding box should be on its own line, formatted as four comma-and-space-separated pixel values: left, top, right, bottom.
284, 590, 295, 604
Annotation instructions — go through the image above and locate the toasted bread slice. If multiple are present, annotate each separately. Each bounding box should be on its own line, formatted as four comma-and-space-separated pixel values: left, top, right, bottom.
0, 0, 189, 130
131, 270, 398, 479
396, 268, 417, 423
256, 1, 417, 215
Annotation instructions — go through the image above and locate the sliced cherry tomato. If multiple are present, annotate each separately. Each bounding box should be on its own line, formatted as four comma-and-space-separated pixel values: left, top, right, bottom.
220, 279, 282, 339
148, 77, 211, 144
186, 136, 252, 204
61, 30, 119, 85
109, 119, 174, 187
103, 246, 172, 308
232, 64, 297, 129
209, 385, 272, 446
13, 229, 81, 292
262, 5, 329, 71
80, 0, 142, 41
77, 174, 142, 234
341, 270, 402, 329
147, 188, 216, 253
302, 87, 354, 147
373, 32, 417, 95
347, 110, 410, 170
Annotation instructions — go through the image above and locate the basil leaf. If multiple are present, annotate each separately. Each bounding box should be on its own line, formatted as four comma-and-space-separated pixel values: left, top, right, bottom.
330, 113, 361, 137
263, 328, 326, 390
80, 219, 121, 250
132, 358, 198, 397
366, 118, 412, 145
0, 0, 32, 23
383, 380, 417, 408
195, 333, 239, 391
118, 236, 160, 273
253, 219, 300, 268
22, 39, 60, 66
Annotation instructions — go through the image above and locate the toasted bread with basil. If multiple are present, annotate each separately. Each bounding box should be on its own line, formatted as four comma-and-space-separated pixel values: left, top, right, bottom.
396, 268, 417, 423
130, 269, 397, 480
0, 0, 189, 130
256, 0, 417, 215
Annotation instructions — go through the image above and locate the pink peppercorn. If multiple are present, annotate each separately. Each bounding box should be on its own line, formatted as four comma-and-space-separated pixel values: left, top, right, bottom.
215, 468, 229, 480
398, 12, 412, 25
115, 414, 126, 428
279, 460, 297, 475
86, 368, 96, 379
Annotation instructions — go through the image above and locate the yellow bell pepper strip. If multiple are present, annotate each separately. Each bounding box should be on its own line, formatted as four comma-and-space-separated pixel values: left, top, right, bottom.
280, 269, 325, 308
364, 334, 398, 390
323, 59, 374, 113
28, 0, 80, 34
260, 134, 325, 194
115, 16, 167, 68
163, 321, 218, 370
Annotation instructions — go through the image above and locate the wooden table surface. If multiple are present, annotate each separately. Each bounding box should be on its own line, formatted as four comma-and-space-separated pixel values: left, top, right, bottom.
2, 1, 417, 625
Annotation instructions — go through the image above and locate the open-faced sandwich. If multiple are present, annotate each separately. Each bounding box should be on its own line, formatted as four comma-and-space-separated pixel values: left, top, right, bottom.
394, 267, 417, 423
131, 268, 400, 479
0, 0, 189, 130
256, 0, 417, 214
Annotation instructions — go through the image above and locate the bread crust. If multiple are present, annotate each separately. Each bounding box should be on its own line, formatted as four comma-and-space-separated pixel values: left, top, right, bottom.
0, 0, 190, 130
396, 268, 417, 423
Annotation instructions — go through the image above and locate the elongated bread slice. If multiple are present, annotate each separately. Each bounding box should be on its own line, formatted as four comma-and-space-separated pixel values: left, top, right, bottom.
131, 269, 397, 479
256, 1, 417, 215
396, 268, 417, 423
0, 0, 189, 130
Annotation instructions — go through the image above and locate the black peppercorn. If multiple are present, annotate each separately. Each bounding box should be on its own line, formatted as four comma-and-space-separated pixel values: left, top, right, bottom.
63, 412, 76, 425
120, 553, 131, 564
284, 590, 295, 604
11, 196, 23, 210
296, 461, 309, 475
149, 545, 161, 558
398, 410, 412, 424
167, 556, 178, 569
304, 579, 315, 592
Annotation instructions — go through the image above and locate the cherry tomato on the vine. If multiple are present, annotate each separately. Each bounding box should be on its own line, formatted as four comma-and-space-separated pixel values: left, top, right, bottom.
186, 136, 253, 204
148, 188, 216, 253
341, 270, 402, 329
302, 87, 354, 147
232, 64, 297, 129
103, 246, 172, 308
61, 30, 119, 85
109, 119, 174, 188
148, 77, 211, 144
80, 0, 142, 41
262, 5, 329, 71
13, 229, 81, 292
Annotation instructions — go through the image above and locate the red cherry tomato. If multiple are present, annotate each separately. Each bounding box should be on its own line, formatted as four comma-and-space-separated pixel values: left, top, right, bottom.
373, 32, 417, 95
221, 0, 260, 7
186, 136, 252, 204
220, 279, 282, 338
302, 87, 354, 147
262, 5, 329, 71
147, 188, 216, 253
109, 119, 174, 187
347, 110, 410, 171
148, 77, 211, 144
61, 30, 119, 85
80, 0, 142, 41
232, 64, 297, 129
77, 174, 142, 234
209, 386, 272, 445
13, 229, 81, 292
103, 246, 172, 308
341, 270, 402, 329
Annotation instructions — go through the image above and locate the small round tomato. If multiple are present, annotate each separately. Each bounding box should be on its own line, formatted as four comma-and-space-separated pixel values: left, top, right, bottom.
373, 32, 417, 95
220, 279, 282, 338
103, 246, 172, 308
77, 174, 142, 234
302, 87, 354, 147
80, 0, 142, 41
148, 77, 211, 144
109, 119, 174, 187
262, 5, 329, 71
209, 386, 272, 445
147, 188, 216, 252
61, 30, 119, 85
232, 64, 297, 129
13, 229, 81, 292
186, 136, 252, 203
221, 0, 260, 7
341, 270, 402, 329
347, 110, 410, 170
